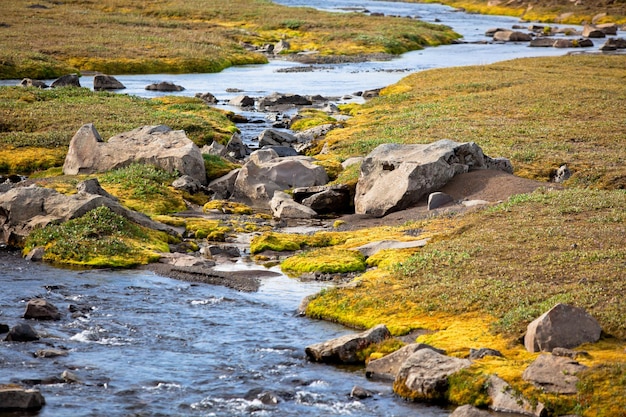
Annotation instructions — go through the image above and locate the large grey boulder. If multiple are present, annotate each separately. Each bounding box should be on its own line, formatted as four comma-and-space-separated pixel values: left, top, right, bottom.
393, 348, 471, 401
145, 81, 185, 91
523, 354, 587, 394
365, 343, 444, 381
207, 169, 240, 200
51, 74, 80, 88
24, 298, 61, 321
487, 375, 546, 416
524, 303, 602, 352
0, 386, 45, 411
258, 129, 298, 148
0, 184, 176, 246
232, 149, 328, 208
63, 124, 207, 184
305, 324, 391, 364
19, 78, 48, 88
93, 74, 125, 90
4, 323, 39, 342
270, 191, 317, 219
354, 140, 511, 217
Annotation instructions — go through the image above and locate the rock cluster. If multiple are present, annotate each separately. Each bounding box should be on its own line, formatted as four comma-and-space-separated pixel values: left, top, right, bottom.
305, 303, 602, 415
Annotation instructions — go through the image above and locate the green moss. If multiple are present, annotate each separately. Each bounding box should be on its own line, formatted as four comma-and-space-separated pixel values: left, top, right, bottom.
250, 232, 303, 254
99, 163, 186, 215
290, 109, 337, 131
447, 369, 491, 407
23, 206, 170, 267
203, 154, 240, 181
281, 247, 366, 276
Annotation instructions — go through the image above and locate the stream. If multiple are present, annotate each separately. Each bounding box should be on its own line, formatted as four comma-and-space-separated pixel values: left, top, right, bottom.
1, 1, 619, 416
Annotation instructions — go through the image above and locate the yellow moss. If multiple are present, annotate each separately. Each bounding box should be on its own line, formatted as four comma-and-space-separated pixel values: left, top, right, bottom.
203, 200, 253, 215
280, 247, 366, 277
0, 146, 66, 174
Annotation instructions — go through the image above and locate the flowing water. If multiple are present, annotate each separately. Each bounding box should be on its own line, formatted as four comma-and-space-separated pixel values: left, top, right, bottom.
1, 1, 619, 415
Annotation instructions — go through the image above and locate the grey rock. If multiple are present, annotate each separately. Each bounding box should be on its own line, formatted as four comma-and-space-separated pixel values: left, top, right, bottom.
597, 23, 618, 35
469, 347, 504, 360
0, 386, 45, 411
63, 124, 207, 184
493, 30, 533, 42
195, 92, 217, 104
258, 128, 298, 148
529, 37, 557, 47
77, 178, 118, 200
0, 185, 177, 247
428, 192, 454, 210
350, 386, 373, 399
301, 188, 351, 214
34, 349, 69, 358
19, 78, 48, 88
201, 141, 226, 156
366, 343, 444, 381
582, 24, 606, 38
172, 175, 203, 194
233, 150, 328, 208
273, 39, 290, 54
24, 247, 45, 262
207, 169, 239, 200
394, 348, 471, 401
229, 95, 255, 107
24, 298, 61, 320
258, 92, 312, 108
145, 81, 185, 91
5, 323, 39, 342
223, 132, 250, 160
270, 191, 317, 219
305, 324, 391, 364
449, 404, 492, 417
51, 74, 80, 88
262, 146, 298, 157
207, 245, 240, 258
487, 375, 546, 416
599, 37, 626, 50
354, 140, 510, 217
524, 303, 602, 352
93, 74, 125, 90
522, 354, 587, 394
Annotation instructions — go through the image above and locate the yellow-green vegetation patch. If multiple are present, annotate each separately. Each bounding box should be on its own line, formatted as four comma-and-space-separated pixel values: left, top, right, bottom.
417, 0, 626, 24
23, 206, 171, 267
99, 163, 187, 216
1, 0, 458, 79
281, 247, 366, 277
322, 55, 626, 189
153, 215, 231, 241
290, 109, 337, 132
313, 156, 344, 182
203, 200, 253, 215
358, 338, 406, 364
0, 87, 238, 175
203, 154, 240, 181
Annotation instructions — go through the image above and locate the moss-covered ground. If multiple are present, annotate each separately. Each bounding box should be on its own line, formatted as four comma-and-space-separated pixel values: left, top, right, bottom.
414, 0, 626, 25
0, 0, 459, 79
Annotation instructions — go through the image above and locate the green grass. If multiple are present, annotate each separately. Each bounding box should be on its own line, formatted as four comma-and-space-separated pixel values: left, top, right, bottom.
99, 163, 187, 215
0, 87, 237, 175
0, 0, 459, 79
323, 55, 626, 190
23, 206, 171, 267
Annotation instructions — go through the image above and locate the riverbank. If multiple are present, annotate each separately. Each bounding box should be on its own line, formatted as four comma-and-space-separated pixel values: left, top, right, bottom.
0, 0, 459, 79
416, 0, 626, 25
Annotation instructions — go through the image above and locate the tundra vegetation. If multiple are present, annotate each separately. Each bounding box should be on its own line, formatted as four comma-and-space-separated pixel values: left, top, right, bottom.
0, 0, 459, 79
1, 0, 625, 415
415, 0, 626, 25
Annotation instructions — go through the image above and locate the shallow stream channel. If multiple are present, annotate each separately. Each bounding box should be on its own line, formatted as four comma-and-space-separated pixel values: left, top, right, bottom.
1, 1, 618, 416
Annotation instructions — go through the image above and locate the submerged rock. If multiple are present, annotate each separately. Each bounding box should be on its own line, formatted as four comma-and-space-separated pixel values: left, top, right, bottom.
0, 385, 45, 411
23, 298, 61, 321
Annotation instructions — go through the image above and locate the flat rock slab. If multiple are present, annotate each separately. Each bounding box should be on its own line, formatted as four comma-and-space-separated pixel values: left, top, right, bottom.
305, 324, 391, 364
522, 354, 587, 394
